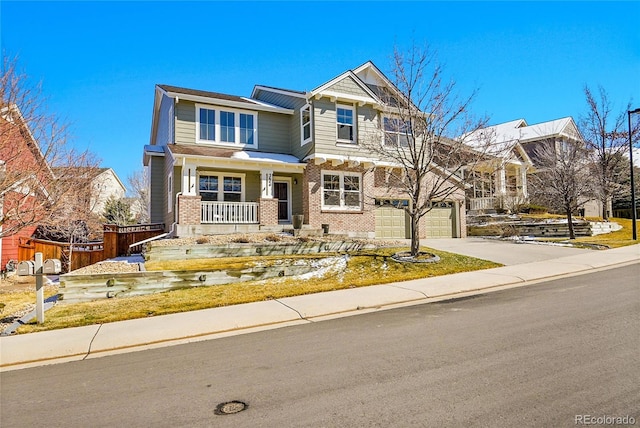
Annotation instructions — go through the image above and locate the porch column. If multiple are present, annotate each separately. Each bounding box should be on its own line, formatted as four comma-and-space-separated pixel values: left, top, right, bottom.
520, 166, 528, 198
182, 163, 197, 195
497, 165, 507, 196
261, 169, 274, 198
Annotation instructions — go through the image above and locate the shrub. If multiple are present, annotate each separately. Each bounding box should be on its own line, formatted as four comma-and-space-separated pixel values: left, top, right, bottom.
195, 237, 208, 245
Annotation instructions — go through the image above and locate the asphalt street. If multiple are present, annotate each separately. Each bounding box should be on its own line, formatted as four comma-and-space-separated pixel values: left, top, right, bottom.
1, 264, 638, 427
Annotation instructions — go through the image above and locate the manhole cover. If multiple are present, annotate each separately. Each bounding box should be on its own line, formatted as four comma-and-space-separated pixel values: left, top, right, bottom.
215, 400, 248, 415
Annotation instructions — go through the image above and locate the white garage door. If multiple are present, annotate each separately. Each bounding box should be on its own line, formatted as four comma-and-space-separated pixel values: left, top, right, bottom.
375, 200, 409, 239
425, 202, 455, 238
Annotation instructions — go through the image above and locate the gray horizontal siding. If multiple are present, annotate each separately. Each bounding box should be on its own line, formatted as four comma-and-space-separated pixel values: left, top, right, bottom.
257, 111, 290, 153
175, 101, 196, 145
149, 157, 166, 224
155, 94, 174, 146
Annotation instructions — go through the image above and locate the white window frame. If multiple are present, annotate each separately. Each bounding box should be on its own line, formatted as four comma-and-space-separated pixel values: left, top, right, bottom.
196, 103, 258, 148
300, 104, 312, 146
321, 170, 362, 211
383, 115, 410, 147
197, 172, 246, 202
336, 103, 356, 144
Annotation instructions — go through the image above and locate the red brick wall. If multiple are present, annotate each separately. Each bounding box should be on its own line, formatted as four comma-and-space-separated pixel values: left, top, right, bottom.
258, 198, 278, 226
178, 195, 201, 225
303, 162, 375, 234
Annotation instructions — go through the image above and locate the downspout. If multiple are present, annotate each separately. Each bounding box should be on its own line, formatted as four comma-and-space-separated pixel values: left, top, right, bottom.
171, 191, 182, 237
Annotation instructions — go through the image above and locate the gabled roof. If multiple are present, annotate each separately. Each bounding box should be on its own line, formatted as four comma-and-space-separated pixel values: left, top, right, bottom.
463, 117, 581, 162
308, 63, 384, 105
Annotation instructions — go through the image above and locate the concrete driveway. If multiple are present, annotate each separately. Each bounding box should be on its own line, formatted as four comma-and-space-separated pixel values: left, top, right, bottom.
418, 237, 592, 265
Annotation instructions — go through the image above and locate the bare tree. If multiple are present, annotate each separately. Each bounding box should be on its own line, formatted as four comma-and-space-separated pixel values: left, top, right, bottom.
362, 45, 490, 256
127, 168, 150, 223
529, 140, 594, 239
1, 54, 99, 239
580, 85, 637, 219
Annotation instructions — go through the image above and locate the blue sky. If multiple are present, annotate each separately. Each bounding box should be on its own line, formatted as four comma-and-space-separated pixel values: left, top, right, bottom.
2, 1, 639, 192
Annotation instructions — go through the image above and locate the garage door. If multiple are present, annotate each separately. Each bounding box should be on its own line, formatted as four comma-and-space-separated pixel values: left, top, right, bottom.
375, 200, 409, 239
425, 202, 455, 238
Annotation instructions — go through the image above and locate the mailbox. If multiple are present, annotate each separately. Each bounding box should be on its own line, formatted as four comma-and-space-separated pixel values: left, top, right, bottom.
17, 261, 35, 276
43, 259, 62, 274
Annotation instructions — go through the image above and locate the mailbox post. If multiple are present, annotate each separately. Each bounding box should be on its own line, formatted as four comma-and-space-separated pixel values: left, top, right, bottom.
34, 253, 44, 324
17, 253, 61, 324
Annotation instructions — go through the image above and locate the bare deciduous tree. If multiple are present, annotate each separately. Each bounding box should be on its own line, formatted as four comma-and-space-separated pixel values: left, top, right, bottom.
1, 55, 99, 240
362, 45, 491, 256
580, 85, 637, 219
127, 168, 150, 223
530, 140, 594, 239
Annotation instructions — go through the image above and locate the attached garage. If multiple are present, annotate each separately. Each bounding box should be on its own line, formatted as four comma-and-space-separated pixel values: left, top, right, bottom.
424, 201, 456, 238
375, 200, 409, 239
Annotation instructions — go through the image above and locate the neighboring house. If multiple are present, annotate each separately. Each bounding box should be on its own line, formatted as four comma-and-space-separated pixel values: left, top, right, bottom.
144, 61, 467, 239
53, 167, 127, 216
463, 117, 603, 216
0, 105, 54, 270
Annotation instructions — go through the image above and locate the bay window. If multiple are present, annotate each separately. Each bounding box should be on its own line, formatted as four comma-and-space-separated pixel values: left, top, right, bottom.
321, 171, 362, 210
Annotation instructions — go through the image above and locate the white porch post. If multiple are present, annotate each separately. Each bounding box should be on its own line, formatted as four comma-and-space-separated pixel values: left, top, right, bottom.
261, 169, 274, 198
520, 166, 528, 198
497, 165, 507, 196
182, 163, 197, 195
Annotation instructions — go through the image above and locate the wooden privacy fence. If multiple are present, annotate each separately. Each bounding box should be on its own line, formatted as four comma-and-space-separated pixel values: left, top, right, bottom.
18, 223, 165, 272
102, 223, 165, 259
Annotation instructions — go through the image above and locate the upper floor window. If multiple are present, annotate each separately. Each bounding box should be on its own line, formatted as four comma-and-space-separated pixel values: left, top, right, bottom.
301, 104, 312, 146
336, 105, 355, 143
197, 104, 257, 147
220, 111, 235, 143
321, 171, 362, 210
199, 108, 216, 141
384, 117, 410, 147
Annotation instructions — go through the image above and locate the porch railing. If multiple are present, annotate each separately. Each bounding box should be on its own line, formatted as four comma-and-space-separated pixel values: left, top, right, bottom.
201, 201, 259, 224
470, 197, 496, 211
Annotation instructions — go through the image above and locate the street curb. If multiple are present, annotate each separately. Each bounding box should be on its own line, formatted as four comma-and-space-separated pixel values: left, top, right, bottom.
1, 245, 638, 371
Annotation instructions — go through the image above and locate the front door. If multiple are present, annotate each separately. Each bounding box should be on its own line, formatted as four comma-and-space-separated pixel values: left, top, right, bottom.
274, 181, 290, 222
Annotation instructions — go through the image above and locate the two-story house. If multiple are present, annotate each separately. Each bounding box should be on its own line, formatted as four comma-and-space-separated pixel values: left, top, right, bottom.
144, 62, 467, 239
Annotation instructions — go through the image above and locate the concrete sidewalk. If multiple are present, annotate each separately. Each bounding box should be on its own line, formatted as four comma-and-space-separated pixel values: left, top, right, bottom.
1, 243, 638, 371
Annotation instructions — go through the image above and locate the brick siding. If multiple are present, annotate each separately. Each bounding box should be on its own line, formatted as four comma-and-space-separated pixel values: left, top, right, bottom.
178, 195, 201, 225
258, 198, 278, 226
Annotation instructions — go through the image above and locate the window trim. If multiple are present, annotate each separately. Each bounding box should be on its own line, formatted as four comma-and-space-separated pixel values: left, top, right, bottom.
167, 172, 173, 213
336, 103, 356, 144
383, 115, 410, 147
300, 104, 312, 146
196, 103, 258, 148
321, 170, 362, 211
197, 172, 246, 202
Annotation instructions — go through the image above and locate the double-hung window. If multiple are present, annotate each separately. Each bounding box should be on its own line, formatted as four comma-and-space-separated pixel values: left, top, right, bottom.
199, 173, 244, 202
321, 171, 361, 210
336, 105, 355, 143
197, 104, 257, 147
384, 117, 409, 147
300, 104, 312, 145
199, 108, 216, 141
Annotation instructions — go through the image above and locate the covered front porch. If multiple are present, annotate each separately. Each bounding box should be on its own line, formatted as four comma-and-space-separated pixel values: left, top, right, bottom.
467, 161, 530, 213
169, 146, 306, 236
